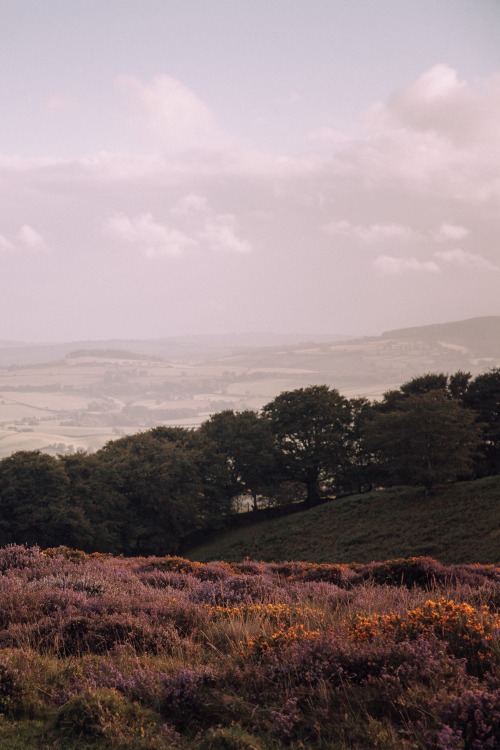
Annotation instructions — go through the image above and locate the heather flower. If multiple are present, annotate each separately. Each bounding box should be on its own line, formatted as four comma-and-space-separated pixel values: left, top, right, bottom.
270, 696, 301, 740
161, 667, 216, 729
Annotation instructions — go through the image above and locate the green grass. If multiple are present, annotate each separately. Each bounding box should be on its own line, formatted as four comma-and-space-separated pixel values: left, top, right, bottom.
187, 475, 500, 564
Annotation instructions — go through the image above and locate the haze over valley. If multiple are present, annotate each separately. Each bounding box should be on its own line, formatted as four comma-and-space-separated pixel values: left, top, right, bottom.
0, 315, 498, 458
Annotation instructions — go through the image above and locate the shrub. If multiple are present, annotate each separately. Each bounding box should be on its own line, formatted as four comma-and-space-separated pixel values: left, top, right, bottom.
198, 725, 264, 750
0, 661, 24, 716
54, 687, 133, 739
161, 667, 216, 729
349, 597, 500, 674
8, 613, 182, 656
359, 557, 450, 588
419, 684, 500, 749
0, 544, 42, 573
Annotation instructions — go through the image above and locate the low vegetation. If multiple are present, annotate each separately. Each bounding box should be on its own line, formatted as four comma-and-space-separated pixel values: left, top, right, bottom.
0, 545, 498, 749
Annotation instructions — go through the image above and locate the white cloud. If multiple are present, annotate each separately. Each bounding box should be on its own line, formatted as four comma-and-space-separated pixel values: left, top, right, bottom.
0, 234, 15, 252
116, 74, 224, 151
105, 212, 193, 257
2, 63, 500, 339
356, 66, 500, 203
306, 127, 352, 146
374, 255, 440, 275
172, 194, 252, 253
18, 225, 47, 251
371, 65, 479, 146
434, 248, 499, 271
434, 223, 469, 242
199, 214, 252, 254
323, 220, 416, 242
170, 193, 209, 217
105, 202, 252, 257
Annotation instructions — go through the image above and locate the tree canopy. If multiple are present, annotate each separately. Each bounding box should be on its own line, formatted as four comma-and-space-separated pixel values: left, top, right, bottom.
262, 385, 351, 505
0, 369, 496, 553
364, 390, 482, 493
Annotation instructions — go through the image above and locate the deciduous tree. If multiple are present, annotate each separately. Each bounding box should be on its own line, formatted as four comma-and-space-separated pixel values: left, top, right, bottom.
363, 391, 481, 493
262, 385, 350, 505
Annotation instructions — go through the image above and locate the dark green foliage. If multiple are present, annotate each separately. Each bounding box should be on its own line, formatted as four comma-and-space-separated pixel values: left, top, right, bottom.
262, 385, 351, 505
339, 396, 378, 494
200, 410, 282, 510
465, 368, 500, 475
400, 372, 450, 396
94, 429, 206, 554
0, 451, 92, 549
363, 391, 482, 493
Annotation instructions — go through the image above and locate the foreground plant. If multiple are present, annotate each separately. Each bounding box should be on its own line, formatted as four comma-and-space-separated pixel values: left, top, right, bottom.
0, 545, 497, 749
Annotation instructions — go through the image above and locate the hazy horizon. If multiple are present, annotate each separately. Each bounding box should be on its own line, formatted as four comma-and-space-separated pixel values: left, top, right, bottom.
1, 312, 499, 348
2, 1, 500, 343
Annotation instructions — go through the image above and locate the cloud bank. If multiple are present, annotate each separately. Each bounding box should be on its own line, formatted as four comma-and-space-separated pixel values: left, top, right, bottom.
1, 65, 500, 339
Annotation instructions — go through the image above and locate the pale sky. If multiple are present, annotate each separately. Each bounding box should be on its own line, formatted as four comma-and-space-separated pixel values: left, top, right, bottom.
1, 0, 500, 342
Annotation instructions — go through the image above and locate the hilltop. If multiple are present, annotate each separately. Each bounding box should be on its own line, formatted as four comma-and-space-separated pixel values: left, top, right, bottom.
186, 475, 500, 565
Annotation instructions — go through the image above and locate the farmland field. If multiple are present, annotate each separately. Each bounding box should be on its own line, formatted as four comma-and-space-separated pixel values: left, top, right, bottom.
0, 318, 499, 457
0, 348, 392, 457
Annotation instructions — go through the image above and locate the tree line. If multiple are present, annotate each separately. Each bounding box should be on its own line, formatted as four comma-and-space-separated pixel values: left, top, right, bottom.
0, 369, 498, 555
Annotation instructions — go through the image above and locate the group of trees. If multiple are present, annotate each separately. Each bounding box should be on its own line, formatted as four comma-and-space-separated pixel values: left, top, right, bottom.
0, 369, 498, 555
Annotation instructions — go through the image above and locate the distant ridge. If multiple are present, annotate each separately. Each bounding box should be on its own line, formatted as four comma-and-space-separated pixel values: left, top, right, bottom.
382, 316, 500, 359
383, 315, 500, 338
0, 316, 499, 369
0, 333, 347, 366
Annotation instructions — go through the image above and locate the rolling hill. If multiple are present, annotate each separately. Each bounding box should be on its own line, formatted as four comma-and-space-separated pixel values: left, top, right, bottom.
186, 475, 500, 565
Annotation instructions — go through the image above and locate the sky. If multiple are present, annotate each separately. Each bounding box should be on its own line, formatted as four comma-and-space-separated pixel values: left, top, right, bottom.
1, 0, 500, 342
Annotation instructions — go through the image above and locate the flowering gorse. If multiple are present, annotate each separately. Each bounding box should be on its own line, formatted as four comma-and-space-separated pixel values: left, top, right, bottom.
349, 597, 500, 671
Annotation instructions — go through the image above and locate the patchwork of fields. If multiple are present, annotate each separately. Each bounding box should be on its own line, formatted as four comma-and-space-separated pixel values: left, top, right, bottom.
2, 317, 499, 457
0, 354, 301, 457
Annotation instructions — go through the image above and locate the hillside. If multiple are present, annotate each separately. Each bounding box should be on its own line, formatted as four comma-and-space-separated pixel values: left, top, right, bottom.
383, 315, 500, 359
187, 475, 500, 564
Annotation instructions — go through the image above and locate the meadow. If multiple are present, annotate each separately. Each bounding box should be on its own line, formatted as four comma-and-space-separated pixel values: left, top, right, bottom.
0, 545, 498, 749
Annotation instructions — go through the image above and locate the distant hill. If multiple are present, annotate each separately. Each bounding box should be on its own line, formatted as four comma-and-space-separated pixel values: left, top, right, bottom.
0, 316, 498, 372
66, 349, 163, 362
382, 316, 500, 359
0, 332, 346, 366
195, 315, 500, 397
186, 475, 500, 565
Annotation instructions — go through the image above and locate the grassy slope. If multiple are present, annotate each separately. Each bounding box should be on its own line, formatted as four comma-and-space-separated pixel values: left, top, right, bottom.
187, 475, 500, 564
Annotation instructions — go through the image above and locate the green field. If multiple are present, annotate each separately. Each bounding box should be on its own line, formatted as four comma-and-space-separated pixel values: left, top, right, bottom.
187, 475, 500, 564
